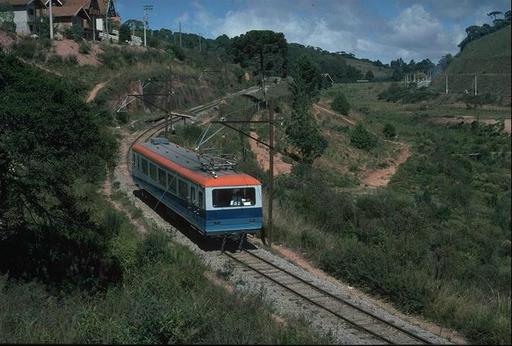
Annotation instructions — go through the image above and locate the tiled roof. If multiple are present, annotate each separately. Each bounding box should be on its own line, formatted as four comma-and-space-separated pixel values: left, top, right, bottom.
51, 0, 90, 17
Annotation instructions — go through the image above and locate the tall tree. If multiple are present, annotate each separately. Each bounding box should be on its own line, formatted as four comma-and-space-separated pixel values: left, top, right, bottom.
119, 23, 131, 44
231, 30, 288, 79
0, 54, 119, 286
285, 55, 327, 164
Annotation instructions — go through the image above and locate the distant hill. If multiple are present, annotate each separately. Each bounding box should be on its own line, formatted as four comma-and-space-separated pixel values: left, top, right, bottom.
287, 43, 392, 83
432, 25, 511, 101
343, 57, 393, 79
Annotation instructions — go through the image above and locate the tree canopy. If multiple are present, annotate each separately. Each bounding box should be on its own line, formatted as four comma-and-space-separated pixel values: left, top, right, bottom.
458, 9, 511, 51
230, 30, 288, 78
0, 53, 119, 287
285, 55, 327, 164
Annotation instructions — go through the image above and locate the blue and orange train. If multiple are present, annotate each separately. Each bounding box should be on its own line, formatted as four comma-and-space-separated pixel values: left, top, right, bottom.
131, 138, 263, 243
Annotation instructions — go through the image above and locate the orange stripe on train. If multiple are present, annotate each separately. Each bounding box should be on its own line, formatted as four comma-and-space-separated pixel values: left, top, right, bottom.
132, 143, 261, 188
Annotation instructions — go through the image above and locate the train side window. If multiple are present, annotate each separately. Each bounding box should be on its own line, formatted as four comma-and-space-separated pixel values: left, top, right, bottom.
190, 185, 197, 205
198, 190, 204, 208
141, 158, 149, 175
178, 179, 188, 200
132, 153, 136, 169
167, 173, 177, 194
158, 167, 166, 187
149, 163, 157, 181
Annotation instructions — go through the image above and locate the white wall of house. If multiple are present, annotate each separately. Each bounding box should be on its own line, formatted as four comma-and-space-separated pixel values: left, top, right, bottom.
13, 9, 30, 35
95, 17, 103, 31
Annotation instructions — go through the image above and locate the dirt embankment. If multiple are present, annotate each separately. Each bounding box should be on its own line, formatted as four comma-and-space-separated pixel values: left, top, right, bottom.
53, 39, 103, 66
361, 143, 411, 188
86, 80, 109, 103
249, 131, 292, 176
0, 30, 14, 51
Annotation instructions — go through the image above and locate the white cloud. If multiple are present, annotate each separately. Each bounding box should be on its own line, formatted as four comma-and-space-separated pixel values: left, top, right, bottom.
389, 4, 447, 49
187, 1, 496, 63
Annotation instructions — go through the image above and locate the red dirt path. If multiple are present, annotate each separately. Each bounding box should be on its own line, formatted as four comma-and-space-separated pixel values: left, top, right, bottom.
362, 143, 411, 188
249, 131, 291, 176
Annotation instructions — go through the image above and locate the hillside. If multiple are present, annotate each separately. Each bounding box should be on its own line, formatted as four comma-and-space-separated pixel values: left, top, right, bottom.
344, 57, 393, 79
432, 25, 511, 101
287, 42, 393, 82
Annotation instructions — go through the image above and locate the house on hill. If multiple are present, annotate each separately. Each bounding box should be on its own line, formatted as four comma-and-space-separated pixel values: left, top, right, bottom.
0, 0, 119, 40
0, 0, 49, 35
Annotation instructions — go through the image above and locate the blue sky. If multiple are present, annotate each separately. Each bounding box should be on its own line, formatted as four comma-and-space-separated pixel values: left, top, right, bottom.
116, 0, 510, 63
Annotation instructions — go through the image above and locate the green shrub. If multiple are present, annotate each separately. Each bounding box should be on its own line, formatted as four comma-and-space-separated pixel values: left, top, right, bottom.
378, 84, 438, 103
383, 123, 396, 139
64, 23, 84, 42
460, 93, 497, 108
0, 20, 15, 33
170, 45, 186, 61
350, 123, 377, 150
13, 38, 37, 59
47, 54, 64, 64
66, 54, 78, 65
331, 92, 350, 115
116, 111, 128, 124
79, 41, 91, 54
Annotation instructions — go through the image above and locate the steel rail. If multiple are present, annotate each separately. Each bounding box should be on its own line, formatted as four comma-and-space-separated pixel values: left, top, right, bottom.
224, 251, 395, 344
243, 250, 434, 345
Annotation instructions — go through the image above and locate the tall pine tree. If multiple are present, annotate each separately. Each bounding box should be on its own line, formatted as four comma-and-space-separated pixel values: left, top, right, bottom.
285, 55, 327, 164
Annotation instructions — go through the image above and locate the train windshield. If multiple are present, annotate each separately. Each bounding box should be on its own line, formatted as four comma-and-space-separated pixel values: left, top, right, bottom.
213, 188, 256, 208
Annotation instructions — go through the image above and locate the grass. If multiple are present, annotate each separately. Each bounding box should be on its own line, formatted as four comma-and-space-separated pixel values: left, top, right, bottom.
431, 26, 511, 101
271, 82, 511, 344
0, 194, 331, 344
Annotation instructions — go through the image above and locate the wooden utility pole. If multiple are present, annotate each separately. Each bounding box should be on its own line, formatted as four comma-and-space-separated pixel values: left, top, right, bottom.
267, 102, 274, 247
165, 68, 173, 135
143, 5, 153, 47
49, 0, 53, 39
211, 100, 276, 248
179, 21, 182, 48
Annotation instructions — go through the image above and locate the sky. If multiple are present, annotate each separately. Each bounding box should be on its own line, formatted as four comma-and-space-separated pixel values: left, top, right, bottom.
116, 0, 511, 64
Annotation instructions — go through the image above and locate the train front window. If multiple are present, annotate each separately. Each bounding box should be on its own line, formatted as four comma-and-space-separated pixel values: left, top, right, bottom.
213, 188, 256, 208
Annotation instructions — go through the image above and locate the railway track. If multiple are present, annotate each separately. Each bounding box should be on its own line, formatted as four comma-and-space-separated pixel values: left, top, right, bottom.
124, 84, 445, 344
225, 249, 436, 345
126, 91, 230, 166
130, 84, 262, 147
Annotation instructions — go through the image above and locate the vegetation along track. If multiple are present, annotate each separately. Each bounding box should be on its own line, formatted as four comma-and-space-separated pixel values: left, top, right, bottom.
127, 84, 266, 165
225, 249, 435, 345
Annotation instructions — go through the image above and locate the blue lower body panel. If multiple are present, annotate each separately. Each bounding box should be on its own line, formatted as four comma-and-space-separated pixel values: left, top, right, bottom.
205, 208, 262, 235
134, 176, 262, 236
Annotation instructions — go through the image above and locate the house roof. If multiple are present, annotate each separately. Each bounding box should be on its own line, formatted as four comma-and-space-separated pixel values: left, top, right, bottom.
0, 0, 45, 6
51, 0, 90, 18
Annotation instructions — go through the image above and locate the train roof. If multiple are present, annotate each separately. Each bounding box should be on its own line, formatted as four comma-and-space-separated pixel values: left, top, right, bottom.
132, 141, 261, 188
